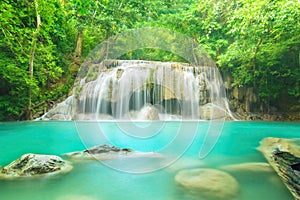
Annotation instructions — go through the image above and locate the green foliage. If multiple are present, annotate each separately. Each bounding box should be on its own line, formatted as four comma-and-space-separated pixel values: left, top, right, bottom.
0, 0, 73, 120
218, 0, 300, 104
120, 49, 187, 63
0, 0, 299, 120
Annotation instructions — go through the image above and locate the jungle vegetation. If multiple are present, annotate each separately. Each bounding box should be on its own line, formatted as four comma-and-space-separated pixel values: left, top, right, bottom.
0, 0, 299, 120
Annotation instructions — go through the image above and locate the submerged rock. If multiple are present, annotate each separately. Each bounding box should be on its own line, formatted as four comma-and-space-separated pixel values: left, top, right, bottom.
175, 168, 239, 200
220, 162, 273, 174
0, 154, 72, 179
56, 195, 98, 200
64, 144, 162, 160
167, 158, 204, 172
220, 162, 280, 186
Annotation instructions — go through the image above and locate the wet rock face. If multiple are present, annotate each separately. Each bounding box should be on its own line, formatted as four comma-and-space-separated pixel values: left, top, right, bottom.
40, 60, 230, 121
0, 154, 72, 178
199, 103, 227, 120
175, 168, 240, 200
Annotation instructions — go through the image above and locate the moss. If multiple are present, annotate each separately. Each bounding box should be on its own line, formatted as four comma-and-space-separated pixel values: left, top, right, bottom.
85, 70, 99, 82
146, 68, 155, 90
75, 86, 83, 97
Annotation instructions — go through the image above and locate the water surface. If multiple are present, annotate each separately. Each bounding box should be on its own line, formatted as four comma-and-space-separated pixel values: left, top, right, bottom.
0, 121, 299, 200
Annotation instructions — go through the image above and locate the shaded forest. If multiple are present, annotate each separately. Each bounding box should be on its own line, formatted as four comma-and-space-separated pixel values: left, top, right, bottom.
0, 0, 299, 121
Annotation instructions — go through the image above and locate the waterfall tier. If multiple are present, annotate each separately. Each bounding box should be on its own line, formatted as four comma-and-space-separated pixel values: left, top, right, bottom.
41, 60, 230, 120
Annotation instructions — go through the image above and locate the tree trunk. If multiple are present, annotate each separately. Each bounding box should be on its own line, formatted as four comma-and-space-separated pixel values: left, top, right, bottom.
74, 30, 83, 59
28, 0, 41, 120
70, 30, 84, 78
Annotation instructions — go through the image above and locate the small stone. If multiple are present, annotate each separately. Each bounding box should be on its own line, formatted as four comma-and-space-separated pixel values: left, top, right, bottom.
175, 168, 239, 200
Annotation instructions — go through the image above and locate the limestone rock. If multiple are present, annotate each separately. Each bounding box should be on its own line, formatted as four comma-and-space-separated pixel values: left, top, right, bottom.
167, 158, 204, 172
50, 114, 72, 120
40, 59, 230, 121
39, 96, 74, 120
220, 162, 273, 174
64, 144, 162, 160
232, 87, 245, 100
258, 137, 300, 199
175, 168, 239, 200
220, 162, 278, 185
199, 103, 226, 120
0, 154, 72, 179
137, 105, 159, 120
258, 137, 300, 158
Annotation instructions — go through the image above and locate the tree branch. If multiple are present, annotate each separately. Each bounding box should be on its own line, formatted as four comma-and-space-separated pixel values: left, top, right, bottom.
28, 0, 41, 120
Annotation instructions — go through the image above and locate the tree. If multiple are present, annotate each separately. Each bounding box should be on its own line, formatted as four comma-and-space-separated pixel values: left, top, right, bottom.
0, 0, 69, 120
218, 0, 300, 108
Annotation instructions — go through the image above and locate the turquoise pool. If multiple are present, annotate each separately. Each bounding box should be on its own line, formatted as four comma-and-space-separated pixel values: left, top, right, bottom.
0, 121, 299, 200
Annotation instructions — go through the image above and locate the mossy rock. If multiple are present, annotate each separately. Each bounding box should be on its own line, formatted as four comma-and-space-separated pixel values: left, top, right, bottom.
0, 154, 72, 179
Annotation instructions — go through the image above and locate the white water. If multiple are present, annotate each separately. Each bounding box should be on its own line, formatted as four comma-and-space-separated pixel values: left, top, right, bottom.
41, 60, 231, 120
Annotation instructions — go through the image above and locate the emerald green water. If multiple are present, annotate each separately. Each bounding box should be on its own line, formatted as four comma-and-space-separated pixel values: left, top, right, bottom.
0, 121, 299, 200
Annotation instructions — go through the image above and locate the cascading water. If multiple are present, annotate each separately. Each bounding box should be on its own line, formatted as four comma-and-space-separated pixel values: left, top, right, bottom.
40, 60, 231, 120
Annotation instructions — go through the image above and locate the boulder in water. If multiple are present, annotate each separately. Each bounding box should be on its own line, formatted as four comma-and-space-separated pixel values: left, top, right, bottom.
258, 137, 300, 199
258, 137, 300, 157
0, 153, 72, 179
137, 105, 159, 120
175, 168, 239, 200
64, 144, 162, 160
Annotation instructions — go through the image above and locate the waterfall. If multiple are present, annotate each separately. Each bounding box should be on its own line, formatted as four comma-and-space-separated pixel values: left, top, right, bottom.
40, 60, 231, 120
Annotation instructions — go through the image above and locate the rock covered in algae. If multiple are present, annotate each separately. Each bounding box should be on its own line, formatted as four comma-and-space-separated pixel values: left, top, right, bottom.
0, 153, 72, 179
258, 137, 300, 200
175, 168, 239, 200
64, 144, 162, 160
